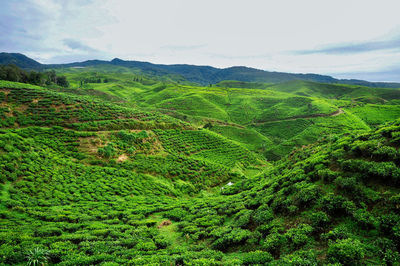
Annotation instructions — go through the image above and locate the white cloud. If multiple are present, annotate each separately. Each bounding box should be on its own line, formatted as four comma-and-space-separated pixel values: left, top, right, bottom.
1, 0, 400, 81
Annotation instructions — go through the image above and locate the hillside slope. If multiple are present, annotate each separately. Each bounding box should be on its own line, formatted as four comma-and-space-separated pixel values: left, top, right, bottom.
162, 118, 400, 265
51, 69, 400, 161
1, 87, 399, 264
1, 67, 400, 264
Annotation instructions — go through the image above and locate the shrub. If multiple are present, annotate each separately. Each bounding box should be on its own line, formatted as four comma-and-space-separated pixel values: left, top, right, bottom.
296, 184, 320, 207
278, 250, 318, 266
135, 239, 157, 251
317, 169, 339, 183
98, 143, 116, 158
233, 209, 252, 228
389, 194, 400, 213
164, 208, 189, 221
379, 214, 400, 235
327, 238, 365, 265
321, 225, 350, 241
334, 177, 358, 193
35, 226, 62, 237
211, 228, 252, 251
309, 211, 330, 229
222, 257, 242, 265
261, 233, 286, 255
240, 251, 273, 265
0, 244, 24, 264
253, 206, 274, 225
374, 237, 400, 265
246, 231, 263, 245
49, 241, 76, 259
285, 224, 313, 249
185, 258, 220, 266
352, 209, 376, 229
154, 235, 171, 249
320, 193, 346, 215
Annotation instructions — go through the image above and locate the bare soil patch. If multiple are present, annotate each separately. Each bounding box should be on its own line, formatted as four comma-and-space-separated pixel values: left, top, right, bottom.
157, 220, 172, 228
117, 154, 128, 162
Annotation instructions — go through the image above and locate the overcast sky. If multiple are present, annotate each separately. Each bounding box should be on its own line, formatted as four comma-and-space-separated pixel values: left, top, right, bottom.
1, 0, 400, 81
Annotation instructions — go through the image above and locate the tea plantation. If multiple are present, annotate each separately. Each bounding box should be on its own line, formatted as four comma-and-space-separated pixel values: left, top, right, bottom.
1, 72, 400, 265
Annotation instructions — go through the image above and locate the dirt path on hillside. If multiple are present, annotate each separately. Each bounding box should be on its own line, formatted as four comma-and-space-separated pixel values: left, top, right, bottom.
331, 108, 344, 116
252, 108, 344, 125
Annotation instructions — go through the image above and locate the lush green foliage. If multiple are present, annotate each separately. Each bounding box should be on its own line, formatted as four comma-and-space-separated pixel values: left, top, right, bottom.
58, 68, 400, 160
0, 80, 187, 130
0, 64, 69, 87
1, 72, 400, 265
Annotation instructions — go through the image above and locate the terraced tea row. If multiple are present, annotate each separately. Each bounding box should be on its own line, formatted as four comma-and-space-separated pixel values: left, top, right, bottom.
0, 81, 186, 130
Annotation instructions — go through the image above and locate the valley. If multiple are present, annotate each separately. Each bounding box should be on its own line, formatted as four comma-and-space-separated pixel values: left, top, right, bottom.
0, 60, 400, 265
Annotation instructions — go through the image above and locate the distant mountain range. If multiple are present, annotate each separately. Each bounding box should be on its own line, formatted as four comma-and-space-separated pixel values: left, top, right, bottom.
1, 52, 399, 88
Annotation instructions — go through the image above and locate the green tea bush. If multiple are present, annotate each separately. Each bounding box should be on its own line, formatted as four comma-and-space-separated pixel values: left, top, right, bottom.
327, 238, 365, 265
277, 250, 318, 266
261, 233, 286, 255
309, 211, 330, 229
284, 224, 313, 249
240, 250, 273, 265
233, 209, 252, 228
253, 205, 274, 225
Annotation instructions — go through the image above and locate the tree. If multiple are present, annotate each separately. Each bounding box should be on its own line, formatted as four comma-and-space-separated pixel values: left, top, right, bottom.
56, 76, 69, 87
45, 70, 57, 84
28, 71, 43, 85
1, 64, 20, 82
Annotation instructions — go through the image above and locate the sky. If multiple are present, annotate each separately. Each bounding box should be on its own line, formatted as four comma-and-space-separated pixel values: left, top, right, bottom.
1, 0, 400, 82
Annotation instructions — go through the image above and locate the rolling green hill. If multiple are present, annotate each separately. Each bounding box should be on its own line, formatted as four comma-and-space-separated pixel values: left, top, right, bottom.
56, 68, 400, 160
2, 52, 400, 88
1, 65, 400, 265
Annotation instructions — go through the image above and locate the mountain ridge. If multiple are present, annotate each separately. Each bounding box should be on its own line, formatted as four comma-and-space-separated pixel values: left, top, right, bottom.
1, 52, 400, 88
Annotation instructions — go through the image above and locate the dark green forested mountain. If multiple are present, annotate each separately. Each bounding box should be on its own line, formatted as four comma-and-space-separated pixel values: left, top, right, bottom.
0, 53, 43, 69
1, 52, 400, 88
0, 62, 400, 265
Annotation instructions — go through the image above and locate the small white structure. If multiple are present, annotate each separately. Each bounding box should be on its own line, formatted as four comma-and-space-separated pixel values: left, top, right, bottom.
221, 182, 234, 190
